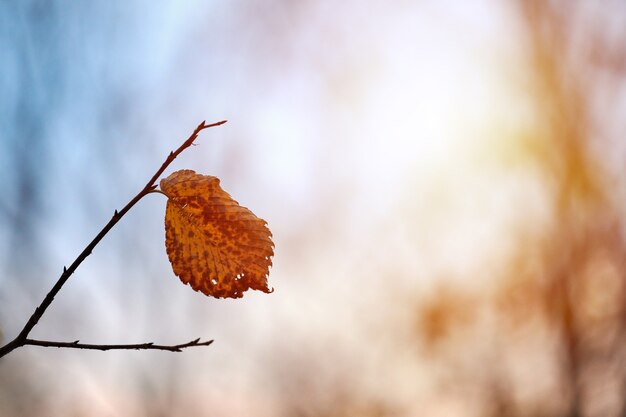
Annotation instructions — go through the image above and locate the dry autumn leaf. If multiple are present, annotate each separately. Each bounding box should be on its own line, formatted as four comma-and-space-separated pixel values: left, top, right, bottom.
160, 169, 274, 299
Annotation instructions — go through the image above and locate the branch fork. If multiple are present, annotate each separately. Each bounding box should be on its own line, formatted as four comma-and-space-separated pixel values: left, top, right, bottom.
0, 120, 226, 358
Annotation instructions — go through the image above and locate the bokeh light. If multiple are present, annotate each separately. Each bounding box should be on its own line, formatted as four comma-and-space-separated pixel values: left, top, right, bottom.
1, 1, 625, 416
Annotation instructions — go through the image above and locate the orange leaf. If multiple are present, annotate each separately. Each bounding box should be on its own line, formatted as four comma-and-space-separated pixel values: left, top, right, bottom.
160, 170, 274, 299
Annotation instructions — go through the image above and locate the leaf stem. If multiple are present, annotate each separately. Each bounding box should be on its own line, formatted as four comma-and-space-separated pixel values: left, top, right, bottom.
0, 120, 226, 359
147, 189, 169, 198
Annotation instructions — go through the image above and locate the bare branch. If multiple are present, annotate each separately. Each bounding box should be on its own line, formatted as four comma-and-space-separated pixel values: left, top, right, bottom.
24, 338, 214, 352
0, 120, 226, 359
144, 120, 227, 189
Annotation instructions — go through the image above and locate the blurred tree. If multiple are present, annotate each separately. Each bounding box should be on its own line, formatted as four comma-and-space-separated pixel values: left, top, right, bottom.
0, 1, 59, 283
415, 2, 626, 416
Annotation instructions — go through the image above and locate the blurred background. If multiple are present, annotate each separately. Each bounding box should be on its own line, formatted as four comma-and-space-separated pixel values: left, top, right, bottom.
1, 1, 625, 416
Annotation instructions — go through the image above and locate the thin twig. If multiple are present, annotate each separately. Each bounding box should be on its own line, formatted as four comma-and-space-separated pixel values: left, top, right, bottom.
24, 338, 214, 352
0, 120, 226, 359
